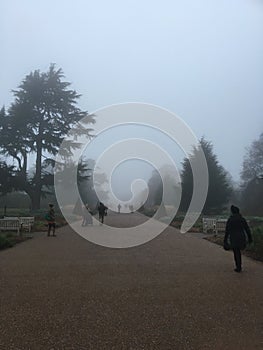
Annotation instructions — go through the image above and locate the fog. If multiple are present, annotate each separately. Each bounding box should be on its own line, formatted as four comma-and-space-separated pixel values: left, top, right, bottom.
1, 0, 263, 189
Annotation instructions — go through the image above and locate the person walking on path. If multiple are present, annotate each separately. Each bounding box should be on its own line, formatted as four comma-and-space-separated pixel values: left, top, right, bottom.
46, 203, 56, 237
224, 205, 253, 272
98, 202, 108, 224
117, 203, 121, 213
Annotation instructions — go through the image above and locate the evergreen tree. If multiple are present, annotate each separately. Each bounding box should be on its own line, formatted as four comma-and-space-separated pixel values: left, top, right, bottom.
180, 138, 232, 214
0, 65, 95, 209
146, 169, 162, 207
0, 161, 16, 196
146, 165, 180, 208
78, 159, 109, 209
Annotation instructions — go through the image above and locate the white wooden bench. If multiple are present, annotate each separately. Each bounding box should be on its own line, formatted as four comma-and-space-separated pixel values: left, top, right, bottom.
202, 218, 217, 233
203, 217, 250, 234
0, 218, 20, 234
216, 219, 227, 233
4, 216, 19, 220
3, 216, 35, 237
203, 218, 228, 234
19, 217, 34, 233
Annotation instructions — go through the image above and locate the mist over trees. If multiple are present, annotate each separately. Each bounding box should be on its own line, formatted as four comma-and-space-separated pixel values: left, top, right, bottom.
78, 159, 109, 210
0, 65, 262, 218
0, 64, 94, 209
146, 165, 180, 208
241, 133, 263, 183
180, 138, 232, 215
145, 138, 234, 216
146, 170, 162, 207
240, 132, 263, 215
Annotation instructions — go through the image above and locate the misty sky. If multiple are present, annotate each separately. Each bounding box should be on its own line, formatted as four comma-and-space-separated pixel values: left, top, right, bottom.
1, 0, 263, 182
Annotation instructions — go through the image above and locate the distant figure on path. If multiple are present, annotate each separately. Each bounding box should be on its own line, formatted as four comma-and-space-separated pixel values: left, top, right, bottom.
98, 202, 108, 224
46, 203, 56, 237
82, 204, 93, 226
224, 205, 252, 272
117, 203, 121, 213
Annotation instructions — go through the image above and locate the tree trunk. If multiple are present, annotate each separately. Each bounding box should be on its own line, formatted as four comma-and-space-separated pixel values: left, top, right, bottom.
34, 153, 42, 209
31, 192, 41, 211
23, 185, 38, 212
33, 122, 43, 210
22, 151, 27, 182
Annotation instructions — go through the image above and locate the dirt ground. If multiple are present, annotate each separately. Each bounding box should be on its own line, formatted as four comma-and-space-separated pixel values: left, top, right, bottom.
0, 212, 262, 349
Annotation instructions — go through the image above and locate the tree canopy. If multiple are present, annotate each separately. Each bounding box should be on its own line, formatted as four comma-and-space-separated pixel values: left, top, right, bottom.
180, 138, 232, 215
0, 161, 16, 196
0, 64, 95, 209
241, 133, 263, 183
240, 132, 263, 215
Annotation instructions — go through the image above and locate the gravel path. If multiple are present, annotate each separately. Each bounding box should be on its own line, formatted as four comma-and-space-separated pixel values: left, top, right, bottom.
0, 212, 262, 350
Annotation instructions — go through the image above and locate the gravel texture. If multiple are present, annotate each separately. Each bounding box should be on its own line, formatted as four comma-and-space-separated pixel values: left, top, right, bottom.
0, 212, 263, 350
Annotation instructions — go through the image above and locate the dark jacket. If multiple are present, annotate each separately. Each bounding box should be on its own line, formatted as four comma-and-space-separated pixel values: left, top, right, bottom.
45, 208, 55, 223
224, 213, 252, 250
98, 203, 107, 215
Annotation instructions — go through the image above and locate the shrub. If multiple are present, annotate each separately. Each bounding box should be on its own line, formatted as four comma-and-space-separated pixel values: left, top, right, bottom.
0, 235, 14, 249
246, 226, 263, 259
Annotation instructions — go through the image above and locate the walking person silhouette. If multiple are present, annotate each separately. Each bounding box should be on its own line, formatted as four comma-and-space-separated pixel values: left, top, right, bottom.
98, 202, 108, 224
224, 205, 253, 272
46, 203, 56, 237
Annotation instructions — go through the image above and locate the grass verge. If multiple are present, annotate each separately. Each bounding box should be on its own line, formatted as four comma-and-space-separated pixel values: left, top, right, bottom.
204, 226, 263, 262
0, 212, 68, 250
0, 232, 28, 250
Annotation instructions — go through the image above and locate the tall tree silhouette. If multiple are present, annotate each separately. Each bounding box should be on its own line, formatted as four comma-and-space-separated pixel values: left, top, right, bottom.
0, 65, 94, 209
180, 138, 232, 214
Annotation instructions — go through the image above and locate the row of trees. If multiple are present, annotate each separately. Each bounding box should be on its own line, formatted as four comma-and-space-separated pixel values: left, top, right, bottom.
0, 64, 262, 215
146, 138, 232, 215
147, 135, 263, 216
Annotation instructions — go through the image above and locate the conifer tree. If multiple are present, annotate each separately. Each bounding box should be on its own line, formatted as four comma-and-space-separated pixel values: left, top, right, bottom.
0, 65, 94, 209
180, 138, 232, 214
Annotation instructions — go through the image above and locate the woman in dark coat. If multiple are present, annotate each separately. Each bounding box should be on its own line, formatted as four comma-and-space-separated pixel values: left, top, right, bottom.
224, 205, 253, 272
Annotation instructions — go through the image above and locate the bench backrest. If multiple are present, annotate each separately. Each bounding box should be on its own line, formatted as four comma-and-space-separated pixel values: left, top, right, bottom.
19, 217, 35, 225
203, 218, 217, 225
0, 219, 20, 228
203, 217, 229, 233
202, 218, 217, 232
4, 216, 19, 220
4, 216, 34, 224
216, 219, 227, 232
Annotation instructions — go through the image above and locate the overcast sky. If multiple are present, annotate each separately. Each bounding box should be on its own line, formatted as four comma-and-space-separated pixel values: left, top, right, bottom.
1, 0, 263, 182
